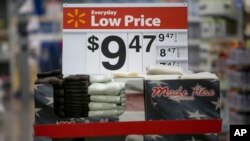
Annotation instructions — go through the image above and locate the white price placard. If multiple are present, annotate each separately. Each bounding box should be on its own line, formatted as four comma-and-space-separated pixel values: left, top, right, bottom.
63, 3, 188, 74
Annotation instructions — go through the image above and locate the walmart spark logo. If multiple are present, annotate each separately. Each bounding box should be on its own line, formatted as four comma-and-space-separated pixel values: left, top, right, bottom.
67, 9, 86, 28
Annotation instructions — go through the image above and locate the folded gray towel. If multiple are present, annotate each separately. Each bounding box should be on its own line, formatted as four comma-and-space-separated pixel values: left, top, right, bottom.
35, 76, 62, 86
37, 70, 62, 78
64, 75, 90, 81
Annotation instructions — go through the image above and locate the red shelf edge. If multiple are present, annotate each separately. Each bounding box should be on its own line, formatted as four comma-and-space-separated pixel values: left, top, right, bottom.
34, 119, 222, 138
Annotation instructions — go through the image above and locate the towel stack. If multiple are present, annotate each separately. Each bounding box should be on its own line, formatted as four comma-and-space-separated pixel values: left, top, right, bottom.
62, 75, 90, 118
88, 75, 126, 117
35, 71, 126, 118
35, 70, 62, 86
34, 70, 64, 117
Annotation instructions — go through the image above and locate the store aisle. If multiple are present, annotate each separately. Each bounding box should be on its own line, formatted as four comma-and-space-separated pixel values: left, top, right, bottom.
0, 98, 33, 141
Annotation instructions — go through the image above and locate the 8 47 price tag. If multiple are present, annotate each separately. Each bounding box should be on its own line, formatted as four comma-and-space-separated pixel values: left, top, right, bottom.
157, 47, 187, 59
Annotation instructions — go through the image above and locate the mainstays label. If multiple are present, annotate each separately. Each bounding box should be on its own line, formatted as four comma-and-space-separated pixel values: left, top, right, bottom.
63, 7, 187, 30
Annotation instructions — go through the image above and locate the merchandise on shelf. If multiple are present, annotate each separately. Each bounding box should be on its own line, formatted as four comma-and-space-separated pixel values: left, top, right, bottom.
34, 72, 144, 124
188, 0, 200, 17
244, 0, 250, 13
226, 70, 250, 90
188, 22, 201, 39
227, 47, 250, 125
144, 73, 220, 141
199, 0, 236, 15
201, 18, 216, 38
201, 17, 236, 39
229, 109, 250, 125
39, 41, 62, 72
33, 0, 45, 15
0, 79, 4, 113
227, 48, 250, 68
188, 45, 201, 69
245, 23, 250, 37
246, 40, 250, 48
0, 0, 7, 29
228, 90, 250, 112
34, 68, 222, 141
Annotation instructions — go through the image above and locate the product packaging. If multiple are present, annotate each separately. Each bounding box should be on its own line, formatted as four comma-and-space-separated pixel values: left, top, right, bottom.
144, 73, 220, 141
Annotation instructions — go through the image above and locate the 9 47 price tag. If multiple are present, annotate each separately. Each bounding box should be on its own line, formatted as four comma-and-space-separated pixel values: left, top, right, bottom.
86, 33, 156, 73
157, 32, 187, 46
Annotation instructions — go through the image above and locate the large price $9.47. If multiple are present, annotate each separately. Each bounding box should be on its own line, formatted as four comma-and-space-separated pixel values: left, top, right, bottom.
87, 35, 156, 70
88, 36, 126, 70
102, 36, 126, 70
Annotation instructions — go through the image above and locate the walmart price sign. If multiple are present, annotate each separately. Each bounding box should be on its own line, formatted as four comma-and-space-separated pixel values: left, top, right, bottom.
63, 3, 188, 75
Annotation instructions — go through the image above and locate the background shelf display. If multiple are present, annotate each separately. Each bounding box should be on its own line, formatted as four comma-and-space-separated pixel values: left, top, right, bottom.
226, 47, 250, 125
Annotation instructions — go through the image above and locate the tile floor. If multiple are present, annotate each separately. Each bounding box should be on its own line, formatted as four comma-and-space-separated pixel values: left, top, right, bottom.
0, 98, 33, 141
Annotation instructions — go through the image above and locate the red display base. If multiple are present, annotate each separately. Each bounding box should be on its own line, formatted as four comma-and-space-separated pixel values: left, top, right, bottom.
34, 119, 222, 138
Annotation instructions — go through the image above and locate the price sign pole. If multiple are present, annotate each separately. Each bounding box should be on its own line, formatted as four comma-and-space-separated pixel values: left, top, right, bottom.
62, 3, 188, 75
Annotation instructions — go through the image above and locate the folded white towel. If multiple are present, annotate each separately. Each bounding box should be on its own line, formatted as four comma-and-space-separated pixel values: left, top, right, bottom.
121, 97, 126, 103
88, 82, 125, 95
88, 102, 117, 111
90, 74, 112, 83
88, 109, 118, 117
104, 82, 125, 95
181, 72, 218, 79
88, 83, 106, 95
146, 65, 183, 75
112, 72, 139, 78
90, 95, 121, 103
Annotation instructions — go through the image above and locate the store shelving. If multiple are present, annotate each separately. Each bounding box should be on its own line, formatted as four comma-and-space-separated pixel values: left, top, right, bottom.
187, 1, 242, 141
188, 39, 200, 46
199, 12, 237, 21
188, 16, 201, 23
0, 55, 9, 63
0, 30, 7, 39
0, 0, 10, 106
28, 33, 62, 42
243, 0, 250, 48
188, 0, 203, 73
226, 47, 250, 125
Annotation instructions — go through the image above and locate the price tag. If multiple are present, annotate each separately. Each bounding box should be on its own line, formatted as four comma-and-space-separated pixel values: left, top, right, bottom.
157, 60, 188, 69
63, 3, 188, 74
157, 46, 188, 59
156, 32, 188, 46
